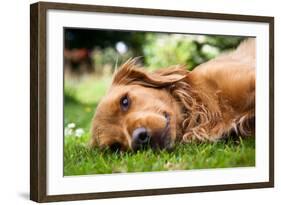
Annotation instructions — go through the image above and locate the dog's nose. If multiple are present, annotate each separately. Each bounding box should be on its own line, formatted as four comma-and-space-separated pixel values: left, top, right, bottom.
132, 127, 150, 149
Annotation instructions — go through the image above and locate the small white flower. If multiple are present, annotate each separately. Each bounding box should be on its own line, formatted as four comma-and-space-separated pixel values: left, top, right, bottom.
75, 128, 84, 137
67, 123, 76, 129
64, 127, 73, 136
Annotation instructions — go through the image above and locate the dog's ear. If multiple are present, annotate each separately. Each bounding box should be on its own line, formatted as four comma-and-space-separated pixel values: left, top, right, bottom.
112, 58, 188, 88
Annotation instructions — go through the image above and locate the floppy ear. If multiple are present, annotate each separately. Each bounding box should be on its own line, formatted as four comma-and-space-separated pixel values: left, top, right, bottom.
112, 58, 188, 88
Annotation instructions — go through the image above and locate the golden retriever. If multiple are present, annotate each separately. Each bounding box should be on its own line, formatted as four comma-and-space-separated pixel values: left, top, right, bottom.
90, 38, 255, 151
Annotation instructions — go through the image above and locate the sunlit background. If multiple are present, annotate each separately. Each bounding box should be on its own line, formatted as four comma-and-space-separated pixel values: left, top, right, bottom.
64, 29, 244, 118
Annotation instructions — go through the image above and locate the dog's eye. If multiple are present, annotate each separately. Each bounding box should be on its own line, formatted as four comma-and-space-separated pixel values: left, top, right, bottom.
120, 95, 130, 111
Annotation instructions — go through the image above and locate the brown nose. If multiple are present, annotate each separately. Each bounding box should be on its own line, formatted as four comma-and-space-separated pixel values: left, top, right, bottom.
132, 127, 151, 150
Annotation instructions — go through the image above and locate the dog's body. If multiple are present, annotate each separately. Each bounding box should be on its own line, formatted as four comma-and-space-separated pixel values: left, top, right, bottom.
90, 39, 255, 151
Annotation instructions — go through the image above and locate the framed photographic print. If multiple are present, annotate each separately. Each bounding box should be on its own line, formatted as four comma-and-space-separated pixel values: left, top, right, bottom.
30, 1, 274, 202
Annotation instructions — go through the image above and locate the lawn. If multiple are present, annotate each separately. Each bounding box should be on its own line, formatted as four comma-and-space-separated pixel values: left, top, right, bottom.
63, 75, 255, 176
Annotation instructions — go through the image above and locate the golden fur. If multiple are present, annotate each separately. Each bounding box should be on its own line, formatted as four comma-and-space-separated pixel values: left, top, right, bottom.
90, 39, 255, 151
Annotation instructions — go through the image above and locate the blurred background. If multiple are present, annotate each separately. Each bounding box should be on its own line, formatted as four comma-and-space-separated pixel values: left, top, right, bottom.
64, 28, 245, 136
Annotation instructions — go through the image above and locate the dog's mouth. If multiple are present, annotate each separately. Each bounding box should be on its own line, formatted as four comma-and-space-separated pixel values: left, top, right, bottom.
151, 112, 173, 150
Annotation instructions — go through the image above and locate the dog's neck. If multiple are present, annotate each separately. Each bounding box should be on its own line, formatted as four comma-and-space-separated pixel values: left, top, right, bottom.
169, 75, 221, 141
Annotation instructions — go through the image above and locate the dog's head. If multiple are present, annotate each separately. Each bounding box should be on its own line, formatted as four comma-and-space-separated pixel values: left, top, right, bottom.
90, 59, 189, 151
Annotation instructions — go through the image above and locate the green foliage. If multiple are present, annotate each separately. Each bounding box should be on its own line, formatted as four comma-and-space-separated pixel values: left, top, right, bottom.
143, 34, 244, 70
69, 30, 246, 73
143, 34, 196, 70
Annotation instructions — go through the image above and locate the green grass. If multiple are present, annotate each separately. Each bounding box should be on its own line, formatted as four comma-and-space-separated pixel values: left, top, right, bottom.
63, 74, 255, 176
64, 134, 255, 175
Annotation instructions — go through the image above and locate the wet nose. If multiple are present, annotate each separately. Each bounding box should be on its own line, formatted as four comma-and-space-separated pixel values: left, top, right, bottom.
132, 127, 150, 150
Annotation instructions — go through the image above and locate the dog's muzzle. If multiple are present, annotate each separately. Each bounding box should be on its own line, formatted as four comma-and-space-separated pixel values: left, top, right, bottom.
131, 113, 172, 151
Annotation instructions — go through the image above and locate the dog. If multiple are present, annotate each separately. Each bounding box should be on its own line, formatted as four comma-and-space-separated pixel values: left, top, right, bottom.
90, 38, 255, 151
